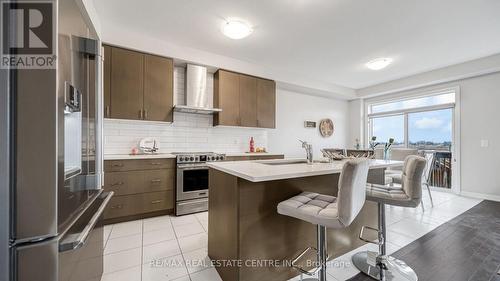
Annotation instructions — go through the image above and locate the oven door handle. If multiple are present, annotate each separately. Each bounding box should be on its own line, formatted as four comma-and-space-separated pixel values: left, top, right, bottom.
177, 164, 208, 170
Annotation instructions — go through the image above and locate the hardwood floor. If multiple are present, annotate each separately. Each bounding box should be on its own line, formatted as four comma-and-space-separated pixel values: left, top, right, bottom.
349, 200, 500, 281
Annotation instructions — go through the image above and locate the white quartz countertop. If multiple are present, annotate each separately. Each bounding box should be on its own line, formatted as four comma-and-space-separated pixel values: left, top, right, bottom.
224, 152, 284, 157
104, 152, 284, 160
104, 153, 176, 160
207, 158, 404, 182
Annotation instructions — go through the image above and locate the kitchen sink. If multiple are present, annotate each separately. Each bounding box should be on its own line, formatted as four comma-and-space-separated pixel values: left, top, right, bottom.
257, 159, 331, 165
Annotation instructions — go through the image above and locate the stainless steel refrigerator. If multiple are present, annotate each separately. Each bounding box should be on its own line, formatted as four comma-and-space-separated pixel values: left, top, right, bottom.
1, 0, 112, 280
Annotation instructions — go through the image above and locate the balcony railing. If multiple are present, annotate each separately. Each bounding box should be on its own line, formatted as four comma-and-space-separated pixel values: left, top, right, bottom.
428, 151, 452, 189
416, 149, 452, 189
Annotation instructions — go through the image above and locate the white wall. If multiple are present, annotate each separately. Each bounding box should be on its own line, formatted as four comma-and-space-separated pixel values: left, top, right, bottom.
78, 0, 102, 37
268, 90, 349, 158
104, 114, 267, 155
348, 99, 364, 148
355, 71, 500, 199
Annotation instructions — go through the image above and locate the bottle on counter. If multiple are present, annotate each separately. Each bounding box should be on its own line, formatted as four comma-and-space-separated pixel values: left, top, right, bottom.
250, 137, 255, 153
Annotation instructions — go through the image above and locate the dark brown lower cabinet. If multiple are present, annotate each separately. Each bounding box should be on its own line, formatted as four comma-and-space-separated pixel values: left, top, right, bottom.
103, 159, 175, 224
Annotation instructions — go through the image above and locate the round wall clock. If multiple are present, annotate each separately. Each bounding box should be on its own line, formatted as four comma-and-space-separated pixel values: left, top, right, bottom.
319, 119, 334, 137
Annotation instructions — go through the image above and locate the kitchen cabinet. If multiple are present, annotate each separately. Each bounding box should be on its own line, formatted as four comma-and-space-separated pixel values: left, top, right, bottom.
103, 158, 175, 223
103, 45, 173, 122
239, 75, 258, 127
257, 78, 276, 128
214, 70, 240, 126
103, 45, 111, 118
144, 54, 174, 122
214, 69, 276, 128
110, 47, 144, 120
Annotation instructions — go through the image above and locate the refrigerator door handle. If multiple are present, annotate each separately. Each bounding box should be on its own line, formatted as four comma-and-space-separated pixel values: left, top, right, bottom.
59, 191, 114, 252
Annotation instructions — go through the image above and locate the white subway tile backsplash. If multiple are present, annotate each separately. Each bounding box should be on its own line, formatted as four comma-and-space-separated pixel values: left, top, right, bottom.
104, 67, 267, 155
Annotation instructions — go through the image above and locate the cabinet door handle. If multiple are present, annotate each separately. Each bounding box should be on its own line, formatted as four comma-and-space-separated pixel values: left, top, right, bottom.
151, 179, 161, 183
105, 106, 110, 117
150, 162, 162, 166
151, 200, 163, 204
111, 181, 124, 187
112, 163, 124, 167
139, 109, 143, 119
111, 204, 123, 209
144, 109, 148, 120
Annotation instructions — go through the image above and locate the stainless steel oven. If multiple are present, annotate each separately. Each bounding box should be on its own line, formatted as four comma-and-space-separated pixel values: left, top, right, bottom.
174, 153, 225, 215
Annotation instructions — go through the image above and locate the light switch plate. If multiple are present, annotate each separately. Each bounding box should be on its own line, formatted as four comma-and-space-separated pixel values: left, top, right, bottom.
480, 139, 489, 148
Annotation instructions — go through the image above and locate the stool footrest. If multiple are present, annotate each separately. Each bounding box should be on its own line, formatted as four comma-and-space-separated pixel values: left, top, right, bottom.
359, 225, 382, 245
291, 247, 318, 276
290, 246, 330, 276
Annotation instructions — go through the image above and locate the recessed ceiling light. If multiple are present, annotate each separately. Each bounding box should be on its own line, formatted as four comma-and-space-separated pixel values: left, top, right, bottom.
366, 58, 393, 70
222, 19, 253, 40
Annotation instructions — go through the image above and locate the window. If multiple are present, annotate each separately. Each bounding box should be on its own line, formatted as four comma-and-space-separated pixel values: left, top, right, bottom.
367, 91, 455, 151
366, 89, 457, 190
408, 108, 453, 150
370, 115, 405, 146
370, 92, 455, 114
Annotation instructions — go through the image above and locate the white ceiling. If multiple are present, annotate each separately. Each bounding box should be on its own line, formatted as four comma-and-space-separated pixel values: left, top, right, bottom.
93, 0, 500, 89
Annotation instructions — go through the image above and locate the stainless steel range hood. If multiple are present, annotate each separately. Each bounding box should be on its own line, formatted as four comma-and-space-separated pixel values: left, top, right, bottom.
174, 64, 222, 114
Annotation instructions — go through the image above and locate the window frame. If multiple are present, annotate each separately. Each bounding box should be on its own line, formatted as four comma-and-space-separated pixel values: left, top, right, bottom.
363, 86, 461, 193
366, 89, 456, 149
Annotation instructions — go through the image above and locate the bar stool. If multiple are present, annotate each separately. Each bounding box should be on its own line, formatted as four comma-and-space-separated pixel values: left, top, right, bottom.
352, 155, 427, 281
387, 152, 434, 211
277, 159, 370, 281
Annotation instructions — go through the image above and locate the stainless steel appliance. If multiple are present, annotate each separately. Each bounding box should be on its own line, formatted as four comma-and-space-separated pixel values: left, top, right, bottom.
1, 1, 111, 280
174, 152, 225, 215
173, 64, 222, 114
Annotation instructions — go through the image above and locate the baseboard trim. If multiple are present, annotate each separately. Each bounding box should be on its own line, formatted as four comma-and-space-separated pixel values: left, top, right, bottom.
460, 191, 500, 202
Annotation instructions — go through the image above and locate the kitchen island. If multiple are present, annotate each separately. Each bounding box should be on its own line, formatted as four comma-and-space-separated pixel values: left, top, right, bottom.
207, 158, 403, 281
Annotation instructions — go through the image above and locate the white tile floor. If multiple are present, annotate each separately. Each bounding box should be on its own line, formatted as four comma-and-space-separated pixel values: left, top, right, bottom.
101, 190, 482, 281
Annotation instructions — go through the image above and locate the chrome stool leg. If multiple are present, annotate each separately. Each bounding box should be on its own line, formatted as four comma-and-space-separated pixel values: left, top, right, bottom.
296, 225, 328, 281
352, 203, 418, 281
424, 182, 434, 207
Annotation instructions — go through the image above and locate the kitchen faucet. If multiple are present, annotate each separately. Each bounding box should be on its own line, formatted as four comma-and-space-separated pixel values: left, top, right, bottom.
299, 140, 313, 164
151, 140, 159, 153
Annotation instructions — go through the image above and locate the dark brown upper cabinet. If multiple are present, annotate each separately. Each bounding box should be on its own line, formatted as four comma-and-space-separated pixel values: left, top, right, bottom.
214, 69, 276, 128
239, 74, 258, 127
103, 45, 111, 118
110, 47, 144, 120
144, 54, 174, 122
257, 78, 276, 128
103, 45, 173, 122
214, 70, 240, 126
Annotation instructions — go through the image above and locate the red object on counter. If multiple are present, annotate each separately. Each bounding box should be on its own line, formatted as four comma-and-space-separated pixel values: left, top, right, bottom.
250, 137, 255, 153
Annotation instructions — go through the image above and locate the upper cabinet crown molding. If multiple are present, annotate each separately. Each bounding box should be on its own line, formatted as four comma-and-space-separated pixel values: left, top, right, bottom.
103, 45, 174, 122
214, 69, 276, 129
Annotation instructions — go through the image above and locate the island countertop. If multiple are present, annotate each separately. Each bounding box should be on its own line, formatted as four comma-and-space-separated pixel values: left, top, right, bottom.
207, 158, 403, 182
